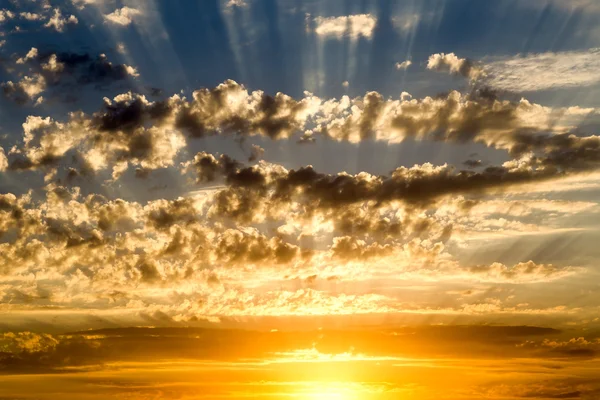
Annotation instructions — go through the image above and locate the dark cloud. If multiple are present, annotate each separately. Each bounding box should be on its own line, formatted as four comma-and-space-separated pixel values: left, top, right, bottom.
0, 325, 573, 374
2, 50, 138, 105
248, 144, 264, 162
190, 153, 567, 215
463, 159, 484, 168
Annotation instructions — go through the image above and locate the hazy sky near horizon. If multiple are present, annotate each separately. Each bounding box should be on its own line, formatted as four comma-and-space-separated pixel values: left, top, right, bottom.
1, 0, 600, 398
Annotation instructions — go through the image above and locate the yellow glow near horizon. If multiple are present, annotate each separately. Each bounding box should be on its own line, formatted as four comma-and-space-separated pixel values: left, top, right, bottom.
299, 383, 359, 400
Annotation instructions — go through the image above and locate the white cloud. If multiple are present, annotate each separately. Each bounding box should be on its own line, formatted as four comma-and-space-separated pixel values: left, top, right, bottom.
105, 7, 141, 26
482, 48, 600, 92
225, 0, 248, 9
314, 14, 377, 39
427, 52, 482, 79
0, 147, 7, 171
2, 74, 46, 103
20, 12, 43, 21
44, 8, 78, 32
0, 9, 15, 23
124, 65, 139, 77
17, 47, 38, 64
42, 54, 65, 73
71, 0, 105, 9
395, 60, 412, 70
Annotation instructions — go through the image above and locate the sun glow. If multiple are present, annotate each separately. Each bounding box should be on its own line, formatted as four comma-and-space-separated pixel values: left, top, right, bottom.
302, 383, 357, 400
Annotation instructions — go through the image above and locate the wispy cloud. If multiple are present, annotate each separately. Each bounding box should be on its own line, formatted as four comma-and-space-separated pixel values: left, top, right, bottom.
482, 48, 600, 92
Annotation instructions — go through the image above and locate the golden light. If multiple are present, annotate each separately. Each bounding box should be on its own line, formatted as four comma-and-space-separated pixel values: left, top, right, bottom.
299, 383, 359, 400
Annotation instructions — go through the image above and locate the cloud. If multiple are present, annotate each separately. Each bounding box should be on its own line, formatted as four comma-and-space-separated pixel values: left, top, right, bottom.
468, 260, 577, 283
482, 48, 600, 92
427, 53, 482, 79
0, 332, 59, 353
395, 60, 412, 70
225, 0, 248, 9
16, 47, 39, 64
0, 147, 8, 171
44, 8, 78, 32
0, 325, 573, 374
104, 6, 141, 26
0, 184, 583, 334
2, 74, 46, 104
3, 51, 139, 104
314, 14, 377, 39
0, 9, 15, 23
19, 12, 43, 21
4, 80, 599, 195
71, 0, 105, 9
463, 159, 483, 168
248, 144, 265, 162
428, 49, 600, 92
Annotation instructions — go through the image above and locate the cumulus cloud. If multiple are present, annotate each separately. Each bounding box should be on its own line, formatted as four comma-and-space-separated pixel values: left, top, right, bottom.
19, 12, 43, 21
248, 144, 265, 162
0, 9, 15, 23
395, 60, 412, 70
0, 174, 585, 329
0, 81, 595, 324
104, 6, 141, 26
2, 74, 46, 104
314, 14, 377, 39
3, 51, 139, 104
427, 52, 482, 79
16, 47, 39, 64
4, 80, 599, 192
44, 8, 78, 32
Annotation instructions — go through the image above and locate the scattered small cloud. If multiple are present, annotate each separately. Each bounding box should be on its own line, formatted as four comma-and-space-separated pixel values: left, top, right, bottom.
427, 52, 482, 79
395, 60, 412, 70
104, 6, 141, 26
17, 47, 38, 64
44, 8, 78, 32
19, 12, 43, 21
225, 0, 248, 9
2, 74, 46, 104
248, 144, 264, 162
314, 14, 377, 39
0, 9, 15, 23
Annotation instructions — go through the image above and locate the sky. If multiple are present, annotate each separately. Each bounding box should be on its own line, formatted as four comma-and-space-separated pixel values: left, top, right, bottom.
1, 0, 600, 399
